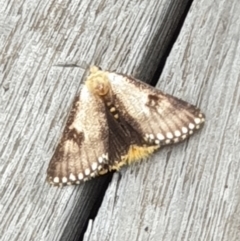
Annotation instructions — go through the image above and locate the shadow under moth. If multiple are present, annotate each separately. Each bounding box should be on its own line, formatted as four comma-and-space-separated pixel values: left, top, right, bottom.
47, 66, 205, 187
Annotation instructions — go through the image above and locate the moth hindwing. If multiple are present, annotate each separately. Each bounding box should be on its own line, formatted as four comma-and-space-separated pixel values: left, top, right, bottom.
47, 66, 205, 186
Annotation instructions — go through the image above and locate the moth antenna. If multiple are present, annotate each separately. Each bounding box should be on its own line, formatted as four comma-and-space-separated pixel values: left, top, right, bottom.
53, 62, 91, 70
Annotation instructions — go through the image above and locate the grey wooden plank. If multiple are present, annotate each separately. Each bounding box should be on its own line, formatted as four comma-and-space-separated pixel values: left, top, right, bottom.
0, 0, 194, 240
84, 0, 240, 240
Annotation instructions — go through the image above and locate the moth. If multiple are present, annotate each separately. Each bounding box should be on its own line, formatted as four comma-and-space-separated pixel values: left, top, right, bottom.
47, 66, 205, 186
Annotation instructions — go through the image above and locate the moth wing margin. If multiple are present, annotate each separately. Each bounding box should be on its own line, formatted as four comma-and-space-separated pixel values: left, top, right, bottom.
107, 72, 205, 146
47, 86, 109, 186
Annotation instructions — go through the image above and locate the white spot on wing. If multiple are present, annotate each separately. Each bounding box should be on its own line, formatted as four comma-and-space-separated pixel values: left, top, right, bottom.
91, 162, 98, 171
69, 173, 76, 181
110, 107, 116, 112
166, 132, 173, 139
155, 139, 160, 145
85, 168, 90, 176
173, 138, 179, 143
149, 134, 154, 140
189, 123, 195, 129
182, 134, 187, 140
98, 157, 103, 163
102, 153, 108, 160
182, 127, 188, 134
53, 177, 60, 183
62, 177, 68, 183
144, 134, 149, 141
174, 130, 181, 137
194, 118, 201, 124
78, 173, 84, 180
165, 139, 171, 144
157, 133, 165, 140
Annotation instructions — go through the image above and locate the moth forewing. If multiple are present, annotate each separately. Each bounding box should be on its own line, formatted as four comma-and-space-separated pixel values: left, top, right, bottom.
47, 85, 110, 186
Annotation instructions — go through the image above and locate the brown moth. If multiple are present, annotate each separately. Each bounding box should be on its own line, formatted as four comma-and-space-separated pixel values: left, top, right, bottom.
47, 66, 205, 186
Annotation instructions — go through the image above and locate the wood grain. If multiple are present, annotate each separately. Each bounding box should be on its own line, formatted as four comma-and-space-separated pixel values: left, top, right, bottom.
84, 0, 240, 240
0, 0, 194, 240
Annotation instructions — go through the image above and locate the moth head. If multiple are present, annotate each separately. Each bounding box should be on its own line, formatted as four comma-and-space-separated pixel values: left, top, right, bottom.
86, 66, 111, 96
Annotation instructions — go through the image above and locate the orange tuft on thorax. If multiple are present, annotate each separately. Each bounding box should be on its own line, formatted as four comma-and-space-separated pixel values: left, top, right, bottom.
86, 66, 111, 97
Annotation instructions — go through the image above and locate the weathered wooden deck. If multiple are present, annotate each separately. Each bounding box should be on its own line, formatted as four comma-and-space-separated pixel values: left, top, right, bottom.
1, 0, 240, 240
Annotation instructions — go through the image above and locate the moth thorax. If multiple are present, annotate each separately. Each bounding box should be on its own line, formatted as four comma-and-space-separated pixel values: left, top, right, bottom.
86, 73, 111, 97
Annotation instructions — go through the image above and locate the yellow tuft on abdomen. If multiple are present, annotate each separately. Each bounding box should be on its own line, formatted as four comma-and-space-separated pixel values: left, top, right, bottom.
111, 144, 160, 170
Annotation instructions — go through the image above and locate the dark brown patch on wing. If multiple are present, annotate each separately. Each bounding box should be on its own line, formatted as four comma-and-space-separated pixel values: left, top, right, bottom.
146, 94, 164, 108
67, 129, 84, 147
104, 104, 147, 166
47, 97, 82, 175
